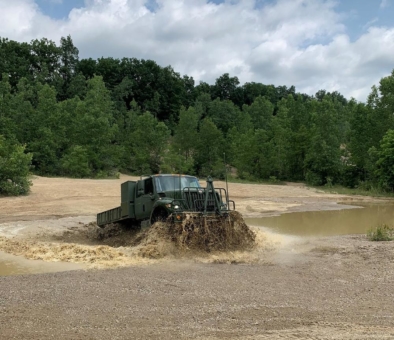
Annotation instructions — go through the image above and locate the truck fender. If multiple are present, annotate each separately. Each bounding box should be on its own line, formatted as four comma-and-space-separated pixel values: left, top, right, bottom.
150, 200, 172, 224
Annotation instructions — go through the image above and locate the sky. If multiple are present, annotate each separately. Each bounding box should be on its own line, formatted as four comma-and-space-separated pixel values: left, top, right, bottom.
1, 0, 394, 101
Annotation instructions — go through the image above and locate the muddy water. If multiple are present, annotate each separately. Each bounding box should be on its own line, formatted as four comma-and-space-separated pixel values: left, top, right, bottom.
246, 203, 394, 236
2, 203, 393, 275
0, 251, 85, 276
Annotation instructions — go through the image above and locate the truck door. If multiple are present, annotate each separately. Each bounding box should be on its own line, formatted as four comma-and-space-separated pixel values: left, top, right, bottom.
135, 177, 155, 221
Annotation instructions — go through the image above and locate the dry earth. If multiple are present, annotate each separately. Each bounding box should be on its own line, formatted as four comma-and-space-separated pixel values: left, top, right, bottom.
0, 175, 394, 339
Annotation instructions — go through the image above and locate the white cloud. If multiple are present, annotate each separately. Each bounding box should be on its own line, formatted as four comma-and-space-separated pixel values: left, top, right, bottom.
0, 0, 59, 40
0, 0, 394, 101
362, 17, 378, 31
380, 0, 389, 9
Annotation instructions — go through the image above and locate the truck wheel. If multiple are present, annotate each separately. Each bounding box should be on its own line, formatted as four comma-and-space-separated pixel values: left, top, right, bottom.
150, 208, 168, 225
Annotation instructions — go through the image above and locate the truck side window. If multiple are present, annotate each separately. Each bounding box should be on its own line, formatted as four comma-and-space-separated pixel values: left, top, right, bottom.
145, 178, 153, 194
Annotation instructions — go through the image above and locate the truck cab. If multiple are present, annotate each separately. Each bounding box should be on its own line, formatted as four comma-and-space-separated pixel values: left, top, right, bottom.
137, 175, 201, 223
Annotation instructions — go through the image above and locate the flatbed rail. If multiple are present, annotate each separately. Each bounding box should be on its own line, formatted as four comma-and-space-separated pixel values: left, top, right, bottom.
97, 206, 122, 226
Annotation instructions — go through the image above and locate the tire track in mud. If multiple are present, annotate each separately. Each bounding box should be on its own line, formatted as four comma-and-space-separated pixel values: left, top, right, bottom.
218, 323, 394, 340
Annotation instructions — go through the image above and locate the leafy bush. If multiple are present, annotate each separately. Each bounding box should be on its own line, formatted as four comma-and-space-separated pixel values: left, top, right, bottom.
268, 176, 279, 183
160, 150, 195, 175
325, 176, 333, 188
0, 136, 32, 196
95, 170, 120, 179
61, 146, 91, 178
340, 166, 362, 188
367, 224, 394, 241
305, 170, 323, 186
211, 160, 226, 180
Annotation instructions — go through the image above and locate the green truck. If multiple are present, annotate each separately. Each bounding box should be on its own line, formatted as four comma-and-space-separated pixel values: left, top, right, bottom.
97, 174, 235, 228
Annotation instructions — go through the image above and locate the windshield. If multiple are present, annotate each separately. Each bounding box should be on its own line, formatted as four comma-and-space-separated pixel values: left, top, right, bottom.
154, 176, 200, 192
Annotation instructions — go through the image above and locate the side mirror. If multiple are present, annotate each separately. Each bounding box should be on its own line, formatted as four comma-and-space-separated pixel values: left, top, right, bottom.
137, 181, 145, 197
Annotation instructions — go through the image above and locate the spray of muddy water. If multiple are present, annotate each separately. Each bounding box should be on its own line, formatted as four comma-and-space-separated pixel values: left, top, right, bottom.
0, 212, 285, 269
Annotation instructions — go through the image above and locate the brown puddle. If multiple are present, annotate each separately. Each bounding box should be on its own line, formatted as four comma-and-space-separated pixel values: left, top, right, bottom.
246, 203, 394, 236
0, 251, 86, 276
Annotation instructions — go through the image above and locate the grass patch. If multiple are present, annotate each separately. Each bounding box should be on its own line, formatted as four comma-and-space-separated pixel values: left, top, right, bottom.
317, 185, 394, 198
367, 224, 394, 241
226, 175, 285, 185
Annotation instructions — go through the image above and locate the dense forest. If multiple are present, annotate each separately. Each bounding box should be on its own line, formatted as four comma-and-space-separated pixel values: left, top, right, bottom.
1, 35, 394, 196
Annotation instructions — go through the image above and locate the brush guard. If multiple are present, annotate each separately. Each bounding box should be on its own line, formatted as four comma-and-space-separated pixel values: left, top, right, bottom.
171, 176, 235, 223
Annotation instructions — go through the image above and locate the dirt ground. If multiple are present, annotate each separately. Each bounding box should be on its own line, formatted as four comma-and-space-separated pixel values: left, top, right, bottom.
0, 175, 394, 339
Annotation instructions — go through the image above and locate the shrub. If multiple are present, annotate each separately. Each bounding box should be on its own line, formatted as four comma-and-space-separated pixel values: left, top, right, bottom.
367, 224, 394, 241
0, 136, 32, 196
269, 176, 279, 183
305, 170, 323, 186
61, 146, 91, 178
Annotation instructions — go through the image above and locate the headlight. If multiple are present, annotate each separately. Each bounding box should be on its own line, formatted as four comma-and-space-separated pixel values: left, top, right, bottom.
166, 203, 180, 209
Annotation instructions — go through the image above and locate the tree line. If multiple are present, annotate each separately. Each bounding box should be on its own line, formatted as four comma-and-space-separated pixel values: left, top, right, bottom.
1, 35, 394, 195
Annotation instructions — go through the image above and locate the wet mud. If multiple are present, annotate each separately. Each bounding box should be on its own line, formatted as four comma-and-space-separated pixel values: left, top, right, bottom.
0, 211, 272, 269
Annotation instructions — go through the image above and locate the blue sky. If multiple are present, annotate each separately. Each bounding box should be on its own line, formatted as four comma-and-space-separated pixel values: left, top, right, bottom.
35, 0, 85, 19
2, 0, 394, 101
339, 1, 394, 40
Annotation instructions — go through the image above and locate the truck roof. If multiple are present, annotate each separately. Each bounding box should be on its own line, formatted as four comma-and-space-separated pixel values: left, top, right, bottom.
152, 174, 197, 178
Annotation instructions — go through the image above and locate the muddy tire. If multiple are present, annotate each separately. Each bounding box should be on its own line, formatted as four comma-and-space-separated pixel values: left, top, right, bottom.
150, 208, 169, 225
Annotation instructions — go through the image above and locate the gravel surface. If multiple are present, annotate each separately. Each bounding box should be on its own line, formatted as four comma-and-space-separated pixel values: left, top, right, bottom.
1, 235, 394, 339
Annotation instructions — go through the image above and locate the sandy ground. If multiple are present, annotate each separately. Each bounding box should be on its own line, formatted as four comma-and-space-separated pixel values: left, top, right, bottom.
0, 175, 394, 339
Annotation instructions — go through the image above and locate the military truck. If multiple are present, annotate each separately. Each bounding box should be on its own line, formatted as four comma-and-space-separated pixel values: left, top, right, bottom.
97, 174, 235, 228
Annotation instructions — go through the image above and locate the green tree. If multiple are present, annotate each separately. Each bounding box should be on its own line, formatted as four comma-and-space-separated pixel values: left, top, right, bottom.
126, 112, 170, 174
57, 35, 80, 100
66, 73, 87, 99
242, 82, 276, 105
348, 103, 373, 178
4, 78, 37, 148
28, 83, 64, 174
173, 106, 199, 160
194, 118, 225, 177
72, 76, 119, 175
61, 146, 91, 178
208, 98, 245, 134
165, 106, 200, 174
243, 95, 274, 130
30, 38, 61, 85
0, 38, 32, 88
212, 73, 240, 101
76, 58, 97, 79
270, 98, 292, 179
0, 74, 14, 139
286, 95, 311, 180
230, 128, 274, 180
375, 129, 394, 191
181, 75, 196, 108
304, 98, 341, 185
